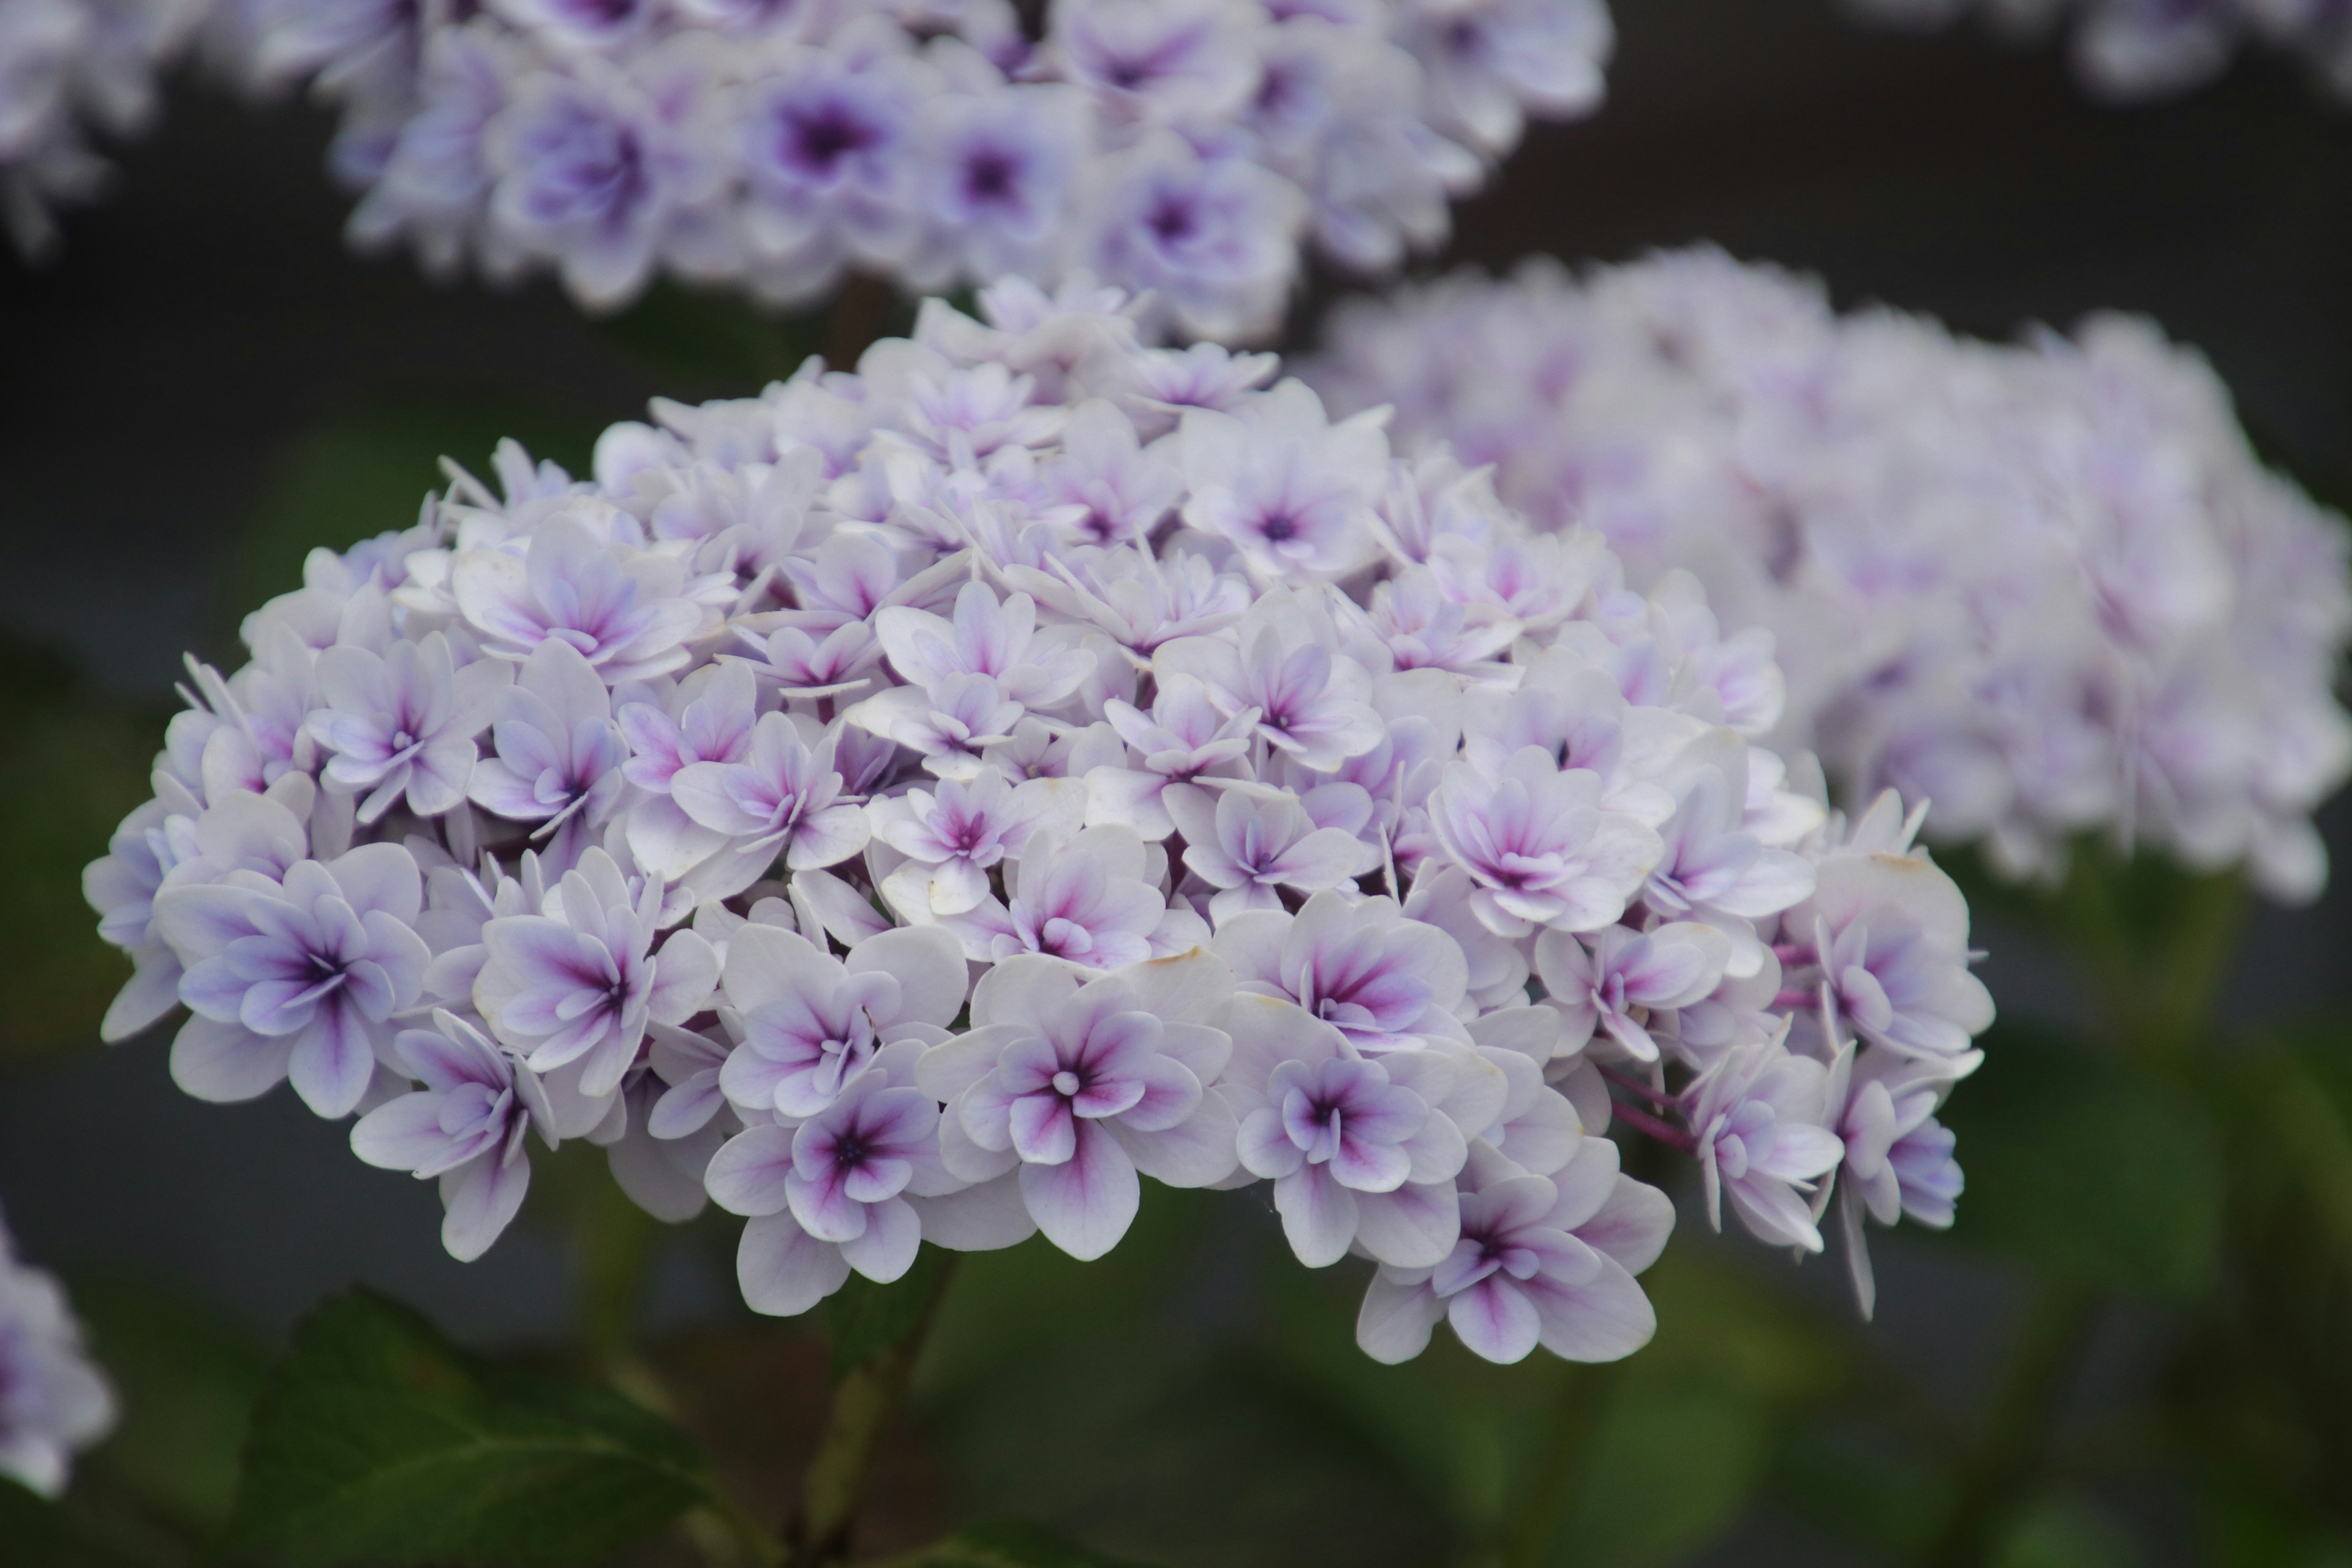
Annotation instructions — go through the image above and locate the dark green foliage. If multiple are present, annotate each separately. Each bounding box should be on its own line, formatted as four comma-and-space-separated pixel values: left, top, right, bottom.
1942, 1030, 2223, 1300
73, 1276, 270, 1536
224, 1290, 715, 1566
873, 1520, 1165, 1568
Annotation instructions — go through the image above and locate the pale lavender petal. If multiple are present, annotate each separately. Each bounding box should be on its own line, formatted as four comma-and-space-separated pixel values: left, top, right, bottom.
1019, 1120, 1139, 1261
737, 1213, 852, 1316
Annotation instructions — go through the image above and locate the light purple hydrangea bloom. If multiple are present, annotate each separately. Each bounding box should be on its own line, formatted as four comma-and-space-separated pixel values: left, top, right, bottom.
0, 0, 205, 257
198, 0, 1619, 337
91, 282, 1997, 1363
1311, 249, 2352, 902
1847, 0, 2352, 104
0, 1212, 116, 1498
154, 842, 432, 1117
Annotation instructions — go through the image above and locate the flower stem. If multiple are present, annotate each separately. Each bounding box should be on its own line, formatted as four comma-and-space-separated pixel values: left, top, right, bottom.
1923, 1278, 2097, 1568
824, 272, 897, 370
1605, 1098, 1696, 1154
786, 1256, 962, 1566
1596, 1063, 1673, 1108
1500, 1361, 1619, 1568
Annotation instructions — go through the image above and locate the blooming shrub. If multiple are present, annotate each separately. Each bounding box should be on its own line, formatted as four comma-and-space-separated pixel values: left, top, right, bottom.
0, 1212, 115, 1499
1310, 249, 2352, 900
0, 0, 206, 255
86, 279, 1993, 1373
195, 0, 1613, 336
1845, 0, 2352, 102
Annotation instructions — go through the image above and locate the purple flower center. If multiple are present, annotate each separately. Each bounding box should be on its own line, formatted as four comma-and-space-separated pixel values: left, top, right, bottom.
783, 100, 877, 178
964, 149, 1018, 204
1147, 195, 1197, 244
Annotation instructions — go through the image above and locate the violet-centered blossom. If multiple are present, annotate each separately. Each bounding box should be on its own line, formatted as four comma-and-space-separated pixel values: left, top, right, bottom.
1223, 993, 1474, 1267
1532, 921, 1732, 1063
305, 631, 512, 823
1087, 135, 1308, 344
1684, 1036, 1846, 1252
872, 770, 1083, 919
708, 1043, 966, 1314
1355, 1137, 1670, 1366
1797, 845, 1996, 1061
1178, 380, 1389, 582
1084, 673, 1260, 840
920, 951, 1239, 1259
1428, 747, 1664, 937
1822, 1041, 1973, 1316
350, 1009, 557, 1261
716, 921, 968, 1120
1155, 594, 1387, 771
1216, 889, 1471, 1051
942, 824, 1195, 970
475, 848, 720, 1101
154, 843, 432, 1118
1166, 782, 1372, 922
454, 514, 709, 680
669, 710, 870, 888
467, 637, 630, 872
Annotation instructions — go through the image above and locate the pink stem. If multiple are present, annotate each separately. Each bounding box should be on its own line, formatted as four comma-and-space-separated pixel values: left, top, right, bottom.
1607, 1098, 1697, 1155
1597, 1063, 1675, 1108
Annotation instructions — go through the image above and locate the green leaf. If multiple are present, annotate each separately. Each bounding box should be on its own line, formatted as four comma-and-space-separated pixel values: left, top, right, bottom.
224, 1289, 715, 1566
0, 1473, 188, 1568
824, 1245, 956, 1381
73, 1276, 270, 1534
1942, 1030, 2223, 1300
2204, 1469, 2352, 1568
1991, 1493, 2146, 1568
873, 1519, 1165, 1568
1556, 1383, 1773, 1568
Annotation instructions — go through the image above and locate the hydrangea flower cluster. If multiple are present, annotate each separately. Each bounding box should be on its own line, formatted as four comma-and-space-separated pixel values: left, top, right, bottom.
0, 0, 207, 257
0, 1210, 116, 1499
1845, 0, 2352, 103
86, 278, 1992, 1364
1309, 249, 2352, 900
198, 0, 1613, 337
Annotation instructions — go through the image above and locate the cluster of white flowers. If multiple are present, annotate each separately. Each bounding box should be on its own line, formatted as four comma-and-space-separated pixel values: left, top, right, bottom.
0, 0, 206, 257
86, 279, 1991, 1366
198, 0, 1611, 339
1309, 249, 2352, 900
1845, 0, 2352, 102
0, 1210, 115, 1499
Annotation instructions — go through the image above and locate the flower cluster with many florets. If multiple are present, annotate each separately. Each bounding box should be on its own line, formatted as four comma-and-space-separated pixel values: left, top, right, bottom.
200, 0, 1612, 337
1847, 0, 2352, 104
1310, 248, 2352, 900
0, 1210, 115, 1499
87, 278, 1991, 1366
0, 0, 206, 256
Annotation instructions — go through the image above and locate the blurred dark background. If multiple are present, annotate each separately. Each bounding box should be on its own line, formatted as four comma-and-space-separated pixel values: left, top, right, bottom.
5, 1, 2351, 1564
